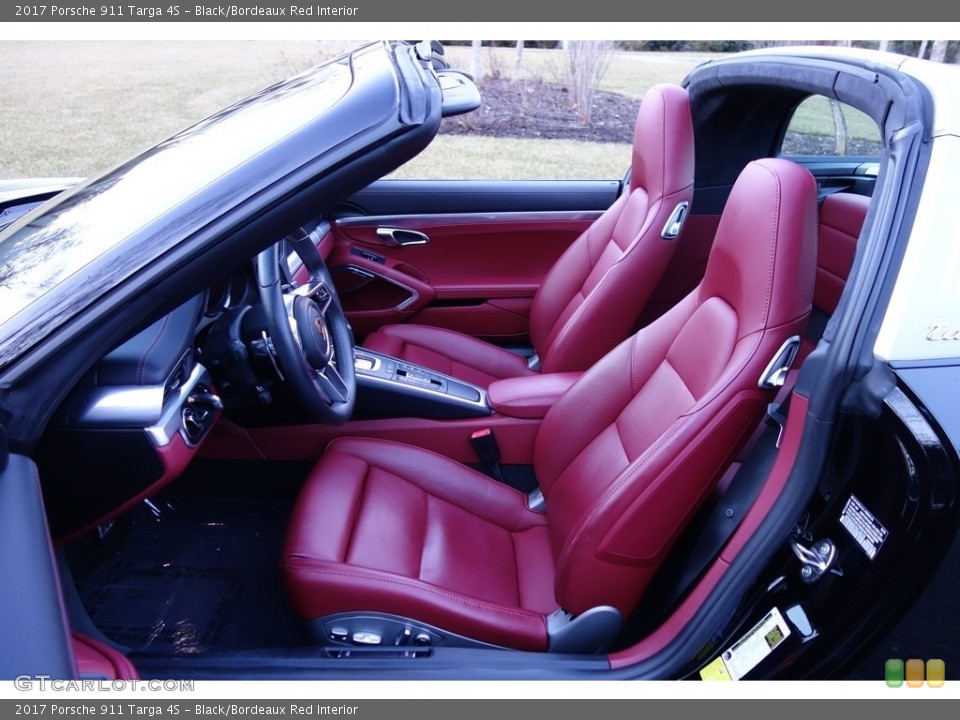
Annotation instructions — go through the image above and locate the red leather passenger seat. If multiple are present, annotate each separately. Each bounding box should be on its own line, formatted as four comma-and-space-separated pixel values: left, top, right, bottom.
362, 84, 695, 388
718, 191, 870, 489
282, 158, 817, 652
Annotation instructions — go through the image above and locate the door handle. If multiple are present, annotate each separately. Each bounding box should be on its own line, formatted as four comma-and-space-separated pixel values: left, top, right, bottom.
376, 227, 430, 247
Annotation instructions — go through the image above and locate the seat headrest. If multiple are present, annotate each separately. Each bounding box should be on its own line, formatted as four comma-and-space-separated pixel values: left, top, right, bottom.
699, 158, 818, 338
631, 84, 695, 200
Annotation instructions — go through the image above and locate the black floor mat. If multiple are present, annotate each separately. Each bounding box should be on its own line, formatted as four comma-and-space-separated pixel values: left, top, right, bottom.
65, 495, 310, 656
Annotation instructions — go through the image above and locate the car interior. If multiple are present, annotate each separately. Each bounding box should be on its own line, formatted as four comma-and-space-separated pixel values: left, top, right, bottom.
22, 47, 886, 679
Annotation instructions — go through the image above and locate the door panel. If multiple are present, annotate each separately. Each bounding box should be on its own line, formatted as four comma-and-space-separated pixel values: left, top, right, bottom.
329, 179, 621, 342
339, 179, 621, 216
325, 164, 874, 342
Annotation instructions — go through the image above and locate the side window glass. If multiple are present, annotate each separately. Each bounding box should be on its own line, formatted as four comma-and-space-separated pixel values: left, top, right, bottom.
781, 96, 882, 157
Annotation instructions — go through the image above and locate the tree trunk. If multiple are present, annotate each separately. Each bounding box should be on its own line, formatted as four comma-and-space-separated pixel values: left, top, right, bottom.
513, 40, 524, 79
830, 99, 848, 155
878, 39, 890, 53
471, 40, 483, 82
917, 40, 929, 59
930, 40, 949, 63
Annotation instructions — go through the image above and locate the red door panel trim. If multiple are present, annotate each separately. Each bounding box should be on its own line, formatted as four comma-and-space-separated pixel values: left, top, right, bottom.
72, 633, 139, 680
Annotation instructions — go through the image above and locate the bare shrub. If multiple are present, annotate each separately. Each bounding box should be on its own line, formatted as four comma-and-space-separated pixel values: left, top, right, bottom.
565, 41, 614, 125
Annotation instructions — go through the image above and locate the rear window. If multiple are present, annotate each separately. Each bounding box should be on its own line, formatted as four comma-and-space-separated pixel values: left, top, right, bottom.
781, 95, 882, 157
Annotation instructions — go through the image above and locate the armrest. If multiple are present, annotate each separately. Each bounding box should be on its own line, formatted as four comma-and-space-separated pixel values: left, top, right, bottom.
488, 372, 582, 419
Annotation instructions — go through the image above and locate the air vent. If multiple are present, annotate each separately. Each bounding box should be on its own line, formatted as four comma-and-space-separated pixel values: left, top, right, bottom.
163, 355, 192, 406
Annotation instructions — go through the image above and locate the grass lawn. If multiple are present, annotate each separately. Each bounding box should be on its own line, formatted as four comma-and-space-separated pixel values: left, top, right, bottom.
0, 41, 349, 178
0, 41, 704, 181
389, 135, 631, 180
442, 46, 715, 99
0, 41, 879, 181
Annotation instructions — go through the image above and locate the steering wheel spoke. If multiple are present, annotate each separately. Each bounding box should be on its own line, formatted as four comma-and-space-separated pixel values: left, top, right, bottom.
315, 360, 350, 404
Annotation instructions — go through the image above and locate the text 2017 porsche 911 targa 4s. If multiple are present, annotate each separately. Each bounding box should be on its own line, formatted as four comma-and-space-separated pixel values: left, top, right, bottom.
1, 41, 959, 681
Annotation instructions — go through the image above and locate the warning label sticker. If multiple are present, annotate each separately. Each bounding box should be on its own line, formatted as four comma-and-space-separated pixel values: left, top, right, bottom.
699, 607, 791, 681
839, 494, 888, 561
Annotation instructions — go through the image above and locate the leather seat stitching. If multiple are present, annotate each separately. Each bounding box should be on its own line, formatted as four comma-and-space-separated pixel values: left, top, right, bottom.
382, 327, 525, 377
136, 313, 171, 383
341, 461, 370, 563
284, 565, 549, 623
543, 195, 664, 367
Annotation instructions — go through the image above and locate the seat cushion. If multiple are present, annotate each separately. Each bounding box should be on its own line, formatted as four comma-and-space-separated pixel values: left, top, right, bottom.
282, 437, 557, 650
362, 324, 536, 388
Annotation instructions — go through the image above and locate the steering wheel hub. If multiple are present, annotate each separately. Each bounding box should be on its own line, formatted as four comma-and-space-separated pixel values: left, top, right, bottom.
293, 296, 333, 368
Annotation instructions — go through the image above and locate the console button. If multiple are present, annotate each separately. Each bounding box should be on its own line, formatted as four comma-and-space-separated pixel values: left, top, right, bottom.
447, 381, 481, 402
352, 631, 382, 645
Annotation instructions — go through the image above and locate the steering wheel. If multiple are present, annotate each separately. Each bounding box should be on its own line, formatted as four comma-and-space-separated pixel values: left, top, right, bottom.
255, 235, 356, 425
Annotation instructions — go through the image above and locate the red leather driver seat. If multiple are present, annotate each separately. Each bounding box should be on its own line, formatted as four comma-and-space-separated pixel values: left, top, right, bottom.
283, 158, 818, 652
361, 84, 695, 388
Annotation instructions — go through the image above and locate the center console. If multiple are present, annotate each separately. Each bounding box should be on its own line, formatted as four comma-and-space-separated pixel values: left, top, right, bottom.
353, 348, 490, 419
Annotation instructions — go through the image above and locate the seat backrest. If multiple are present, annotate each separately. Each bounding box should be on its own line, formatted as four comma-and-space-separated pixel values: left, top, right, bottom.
529, 84, 695, 374
534, 158, 818, 617
815, 192, 870, 316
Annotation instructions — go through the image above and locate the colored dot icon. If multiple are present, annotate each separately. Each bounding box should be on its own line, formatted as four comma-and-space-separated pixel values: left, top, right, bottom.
885, 658, 945, 687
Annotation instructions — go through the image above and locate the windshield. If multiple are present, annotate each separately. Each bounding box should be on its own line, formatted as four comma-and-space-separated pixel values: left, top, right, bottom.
0, 55, 355, 323
0, 42, 404, 368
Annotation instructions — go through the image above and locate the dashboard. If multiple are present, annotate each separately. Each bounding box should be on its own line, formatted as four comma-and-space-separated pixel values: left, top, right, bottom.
203, 267, 255, 320
38, 230, 326, 540
36, 215, 493, 541
38, 292, 222, 541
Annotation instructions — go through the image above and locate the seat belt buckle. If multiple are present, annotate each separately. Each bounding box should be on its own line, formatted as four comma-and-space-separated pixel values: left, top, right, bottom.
470, 428, 504, 483
765, 401, 788, 449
